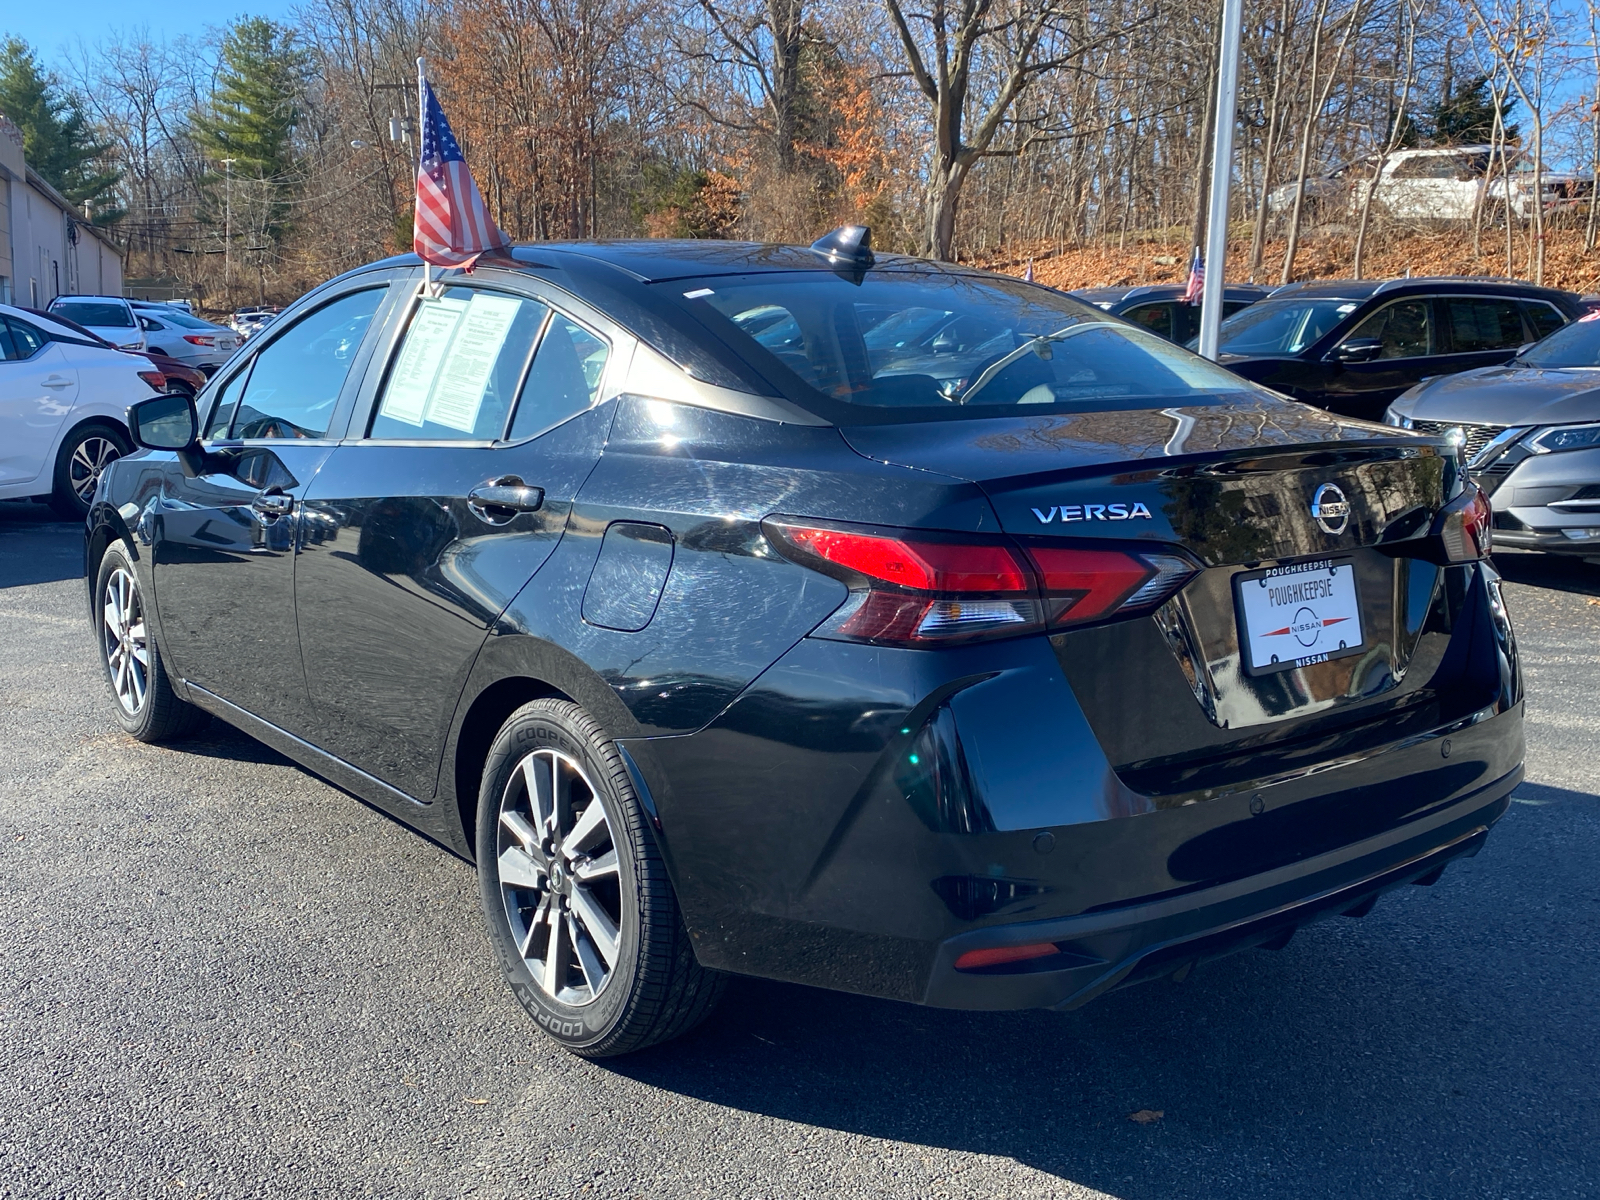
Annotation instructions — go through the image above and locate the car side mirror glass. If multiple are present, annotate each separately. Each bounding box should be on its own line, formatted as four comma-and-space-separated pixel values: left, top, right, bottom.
129, 392, 198, 451
1332, 337, 1382, 364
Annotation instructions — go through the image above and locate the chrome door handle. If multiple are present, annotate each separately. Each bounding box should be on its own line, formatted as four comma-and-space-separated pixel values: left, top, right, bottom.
42, 375, 73, 389
252, 488, 294, 519
468, 478, 543, 526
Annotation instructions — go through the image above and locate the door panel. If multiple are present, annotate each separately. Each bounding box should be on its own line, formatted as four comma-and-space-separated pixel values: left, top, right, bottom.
0, 331, 76, 486
295, 405, 614, 796
294, 283, 620, 798
150, 444, 334, 729
147, 285, 392, 728
1320, 298, 1437, 420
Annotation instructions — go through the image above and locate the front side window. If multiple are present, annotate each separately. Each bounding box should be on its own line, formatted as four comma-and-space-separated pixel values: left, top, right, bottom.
369, 287, 548, 441
675, 270, 1261, 421
1343, 299, 1432, 359
1212, 298, 1359, 357
203, 366, 250, 438
230, 288, 383, 439
1446, 297, 1526, 353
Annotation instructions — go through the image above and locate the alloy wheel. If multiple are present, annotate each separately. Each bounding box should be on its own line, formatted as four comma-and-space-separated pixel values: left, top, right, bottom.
70, 436, 123, 504
101, 567, 149, 714
495, 749, 624, 1006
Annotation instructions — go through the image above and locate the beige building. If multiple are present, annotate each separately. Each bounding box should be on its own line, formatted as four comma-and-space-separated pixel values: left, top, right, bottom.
0, 115, 123, 307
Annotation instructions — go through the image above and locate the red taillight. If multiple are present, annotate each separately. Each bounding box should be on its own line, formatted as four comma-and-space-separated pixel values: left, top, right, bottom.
1435, 486, 1492, 562
182, 334, 215, 347
764, 518, 1197, 647
954, 943, 1061, 971
1027, 546, 1198, 629
780, 526, 1029, 593
136, 369, 166, 391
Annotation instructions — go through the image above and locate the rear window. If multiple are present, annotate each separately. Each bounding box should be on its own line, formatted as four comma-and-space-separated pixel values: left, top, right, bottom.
150, 309, 216, 330
670, 270, 1263, 422
51, 300, 134, 328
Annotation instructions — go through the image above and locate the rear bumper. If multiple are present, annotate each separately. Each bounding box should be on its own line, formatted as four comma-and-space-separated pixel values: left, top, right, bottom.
924, 763, 1516, 1010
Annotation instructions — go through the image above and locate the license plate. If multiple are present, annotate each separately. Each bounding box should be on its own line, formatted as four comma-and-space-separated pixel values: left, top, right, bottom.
1234, 559, 1364, 675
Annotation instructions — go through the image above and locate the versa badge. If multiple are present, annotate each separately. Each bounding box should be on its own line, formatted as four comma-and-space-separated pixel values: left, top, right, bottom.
1032, 502, 1153, 524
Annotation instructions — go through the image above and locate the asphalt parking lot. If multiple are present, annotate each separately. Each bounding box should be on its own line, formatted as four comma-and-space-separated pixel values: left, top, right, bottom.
1, 499, 1596, 1200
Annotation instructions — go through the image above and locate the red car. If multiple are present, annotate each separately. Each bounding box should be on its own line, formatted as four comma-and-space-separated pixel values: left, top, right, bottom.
21, 307, 207, 396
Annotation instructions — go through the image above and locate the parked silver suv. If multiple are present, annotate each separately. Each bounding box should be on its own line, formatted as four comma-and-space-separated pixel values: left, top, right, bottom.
1386, 314, 1600, 557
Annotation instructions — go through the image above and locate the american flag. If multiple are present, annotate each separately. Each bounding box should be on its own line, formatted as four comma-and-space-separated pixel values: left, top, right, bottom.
1182, 246, 1204, 305
414, 73, 510, 269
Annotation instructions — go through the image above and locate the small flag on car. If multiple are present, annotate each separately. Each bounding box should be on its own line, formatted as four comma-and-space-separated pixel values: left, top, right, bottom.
1183, 246, 1204, 305
1025, 258, 1035, 282
413, 59, 511, 270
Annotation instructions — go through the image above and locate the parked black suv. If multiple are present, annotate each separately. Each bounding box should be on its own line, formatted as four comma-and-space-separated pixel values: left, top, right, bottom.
1203, 277, 1583, 422
1073, 282, 1274, 344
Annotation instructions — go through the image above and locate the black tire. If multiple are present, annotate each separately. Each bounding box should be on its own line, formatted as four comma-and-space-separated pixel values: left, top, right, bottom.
476, 699, 725, 1057
50, 421, 130, 520
93, 540, 210, 742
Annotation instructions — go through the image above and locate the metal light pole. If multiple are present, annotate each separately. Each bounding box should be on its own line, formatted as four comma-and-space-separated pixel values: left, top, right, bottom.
1197, 0, 1244, 361
220, 157, 236, 297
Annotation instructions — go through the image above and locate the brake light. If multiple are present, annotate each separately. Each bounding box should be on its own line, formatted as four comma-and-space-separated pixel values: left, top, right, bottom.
182, 334, 216, 347
1435, 486, 1492, 561
136, 370, 166, 391
764, 518, 1197, 646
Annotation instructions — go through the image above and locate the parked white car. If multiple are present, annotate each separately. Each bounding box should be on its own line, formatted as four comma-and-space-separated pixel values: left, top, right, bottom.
46, 294, 147, 352
130, 301, 241, 374
0, 303, 161, 518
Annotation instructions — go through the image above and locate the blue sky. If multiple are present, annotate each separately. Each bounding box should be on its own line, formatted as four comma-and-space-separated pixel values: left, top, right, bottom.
4, 1, 298, 62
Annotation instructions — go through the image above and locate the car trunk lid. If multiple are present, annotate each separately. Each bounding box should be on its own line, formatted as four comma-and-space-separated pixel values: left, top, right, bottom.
840, 401, 1480, 790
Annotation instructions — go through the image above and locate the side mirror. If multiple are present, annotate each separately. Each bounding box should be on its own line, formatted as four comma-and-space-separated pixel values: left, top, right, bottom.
128, 392, 198, 451
1332, 337, 1382, 364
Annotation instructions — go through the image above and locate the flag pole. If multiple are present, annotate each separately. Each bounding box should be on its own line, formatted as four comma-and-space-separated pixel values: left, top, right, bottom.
1197, 0, 1243, 361
417, 55, 430, 296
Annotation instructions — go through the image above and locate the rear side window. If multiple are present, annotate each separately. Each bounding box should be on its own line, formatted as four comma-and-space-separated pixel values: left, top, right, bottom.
369, 287, 548, 441
1522, 301, 1566, 341
1344, 299, 1432, 358
2, 317, 46, 360
507, 315, 610, 440
229, 288, 383, 439
52, 301, 134, 328
1445, 297, 1526, 352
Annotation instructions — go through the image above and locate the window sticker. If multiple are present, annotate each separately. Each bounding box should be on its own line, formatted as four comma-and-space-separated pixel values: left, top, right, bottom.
424, 293, 522, 433
380, 297, 468, 426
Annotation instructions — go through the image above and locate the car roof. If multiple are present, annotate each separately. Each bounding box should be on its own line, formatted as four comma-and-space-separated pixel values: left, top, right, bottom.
1073, 282, 1275, 304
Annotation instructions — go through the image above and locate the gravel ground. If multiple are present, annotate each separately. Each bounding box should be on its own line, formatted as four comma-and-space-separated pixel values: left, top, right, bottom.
1, 500, 1596, 1200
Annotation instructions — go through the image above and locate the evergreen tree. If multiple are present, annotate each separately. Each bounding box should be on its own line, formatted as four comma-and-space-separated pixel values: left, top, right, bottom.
190, 19, 309, 235
0, 37, 121, 220
1429, 74, 1517, 145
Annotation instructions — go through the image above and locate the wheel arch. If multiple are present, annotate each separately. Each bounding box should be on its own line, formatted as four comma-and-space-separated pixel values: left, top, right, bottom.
443, 633, 646, 861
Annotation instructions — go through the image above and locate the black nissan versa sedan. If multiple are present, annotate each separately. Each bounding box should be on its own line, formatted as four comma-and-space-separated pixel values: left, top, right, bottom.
87, 230, 1522, 1057
1199, 276, 1582, 422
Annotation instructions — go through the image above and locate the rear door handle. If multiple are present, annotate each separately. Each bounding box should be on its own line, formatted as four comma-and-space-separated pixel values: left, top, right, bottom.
42, 375, 73, 389
252, 488, 294, 519
468, 478, 544, 526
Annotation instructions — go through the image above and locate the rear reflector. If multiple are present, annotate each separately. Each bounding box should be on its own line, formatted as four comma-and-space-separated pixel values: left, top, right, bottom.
954, 943, 1061, 971
765, 517, 1198, 647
